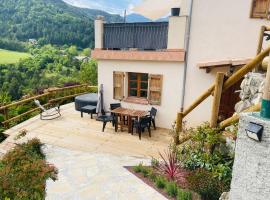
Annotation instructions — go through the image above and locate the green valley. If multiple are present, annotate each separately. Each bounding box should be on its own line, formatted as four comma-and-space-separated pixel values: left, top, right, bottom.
0, 49, 31, 64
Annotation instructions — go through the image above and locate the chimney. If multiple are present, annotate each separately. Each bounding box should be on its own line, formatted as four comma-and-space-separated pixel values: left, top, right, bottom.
95, 15, 104, 49
167, 0, 189, 50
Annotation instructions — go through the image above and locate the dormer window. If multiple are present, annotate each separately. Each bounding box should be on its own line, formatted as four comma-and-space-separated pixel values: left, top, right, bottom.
250, 0, 270, 19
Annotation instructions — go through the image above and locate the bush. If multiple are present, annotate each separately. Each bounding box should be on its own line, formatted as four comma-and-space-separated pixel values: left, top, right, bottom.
141, 167, 150, 177
151, 157, 159, 168
166, 181, 178, 198
187, 168, 228, 200
133, 162, 144, 173
0, 138, 58, 200
155, 176, 167, 189
177, 189, 192, 200
0, 126, 6, 142
148, 169, 157, 182
177, 122, 234, 185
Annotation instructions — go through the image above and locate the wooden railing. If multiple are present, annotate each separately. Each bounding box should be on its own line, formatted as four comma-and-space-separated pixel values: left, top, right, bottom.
0, 85, 98, 129
175, 46, 270, 144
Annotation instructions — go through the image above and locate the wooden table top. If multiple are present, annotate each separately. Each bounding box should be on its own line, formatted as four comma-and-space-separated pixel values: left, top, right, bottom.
111, 107, 148, 117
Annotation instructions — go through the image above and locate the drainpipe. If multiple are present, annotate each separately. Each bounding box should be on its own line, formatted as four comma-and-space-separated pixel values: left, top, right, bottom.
180, 0, 194, 112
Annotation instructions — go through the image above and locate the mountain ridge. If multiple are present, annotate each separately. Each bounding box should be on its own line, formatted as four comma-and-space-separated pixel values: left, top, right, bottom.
0, 0, 122, 48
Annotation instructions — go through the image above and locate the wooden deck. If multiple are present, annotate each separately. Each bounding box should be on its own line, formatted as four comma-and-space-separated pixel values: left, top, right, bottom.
1, 103, 172, 158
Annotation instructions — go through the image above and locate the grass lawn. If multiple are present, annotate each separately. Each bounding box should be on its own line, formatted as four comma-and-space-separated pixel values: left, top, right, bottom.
0, 49, 31, 64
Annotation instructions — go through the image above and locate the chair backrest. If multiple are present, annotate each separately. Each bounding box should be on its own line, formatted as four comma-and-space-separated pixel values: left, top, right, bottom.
34, 99, 46, 112
110, 103, 121, 111
139, 115, 152, 125
150, 107, 157, 117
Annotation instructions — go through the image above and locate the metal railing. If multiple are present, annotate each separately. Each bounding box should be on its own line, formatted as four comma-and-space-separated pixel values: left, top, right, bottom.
103, 22, 168, 50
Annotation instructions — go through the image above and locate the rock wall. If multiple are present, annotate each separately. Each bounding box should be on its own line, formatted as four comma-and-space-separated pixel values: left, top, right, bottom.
234, 73, 265, 113
229, 113, 270, 200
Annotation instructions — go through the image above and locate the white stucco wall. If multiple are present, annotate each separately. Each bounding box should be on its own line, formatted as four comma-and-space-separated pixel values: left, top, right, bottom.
98, 60, 184, 129
184, 0, 270, 127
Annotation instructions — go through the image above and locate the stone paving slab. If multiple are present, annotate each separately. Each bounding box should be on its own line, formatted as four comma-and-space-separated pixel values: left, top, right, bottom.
44, 145, 167, 200
2, 103, 172, 158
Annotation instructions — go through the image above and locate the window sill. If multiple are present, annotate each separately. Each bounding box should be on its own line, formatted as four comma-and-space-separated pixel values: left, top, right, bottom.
123, 97, 149, 105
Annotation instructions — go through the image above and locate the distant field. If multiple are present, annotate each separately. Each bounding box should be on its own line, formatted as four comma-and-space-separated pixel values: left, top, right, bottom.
0, 49, 31, 64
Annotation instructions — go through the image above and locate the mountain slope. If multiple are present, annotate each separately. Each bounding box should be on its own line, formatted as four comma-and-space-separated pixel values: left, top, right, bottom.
126, 14, 152, 23
0, 0, 122, 48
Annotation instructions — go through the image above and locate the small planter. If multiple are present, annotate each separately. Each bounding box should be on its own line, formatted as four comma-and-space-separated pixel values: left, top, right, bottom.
171, 8, 180, 16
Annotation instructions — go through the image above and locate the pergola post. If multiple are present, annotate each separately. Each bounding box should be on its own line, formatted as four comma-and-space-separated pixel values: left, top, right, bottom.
210, 72, 225, 128
261, 53, 270, 119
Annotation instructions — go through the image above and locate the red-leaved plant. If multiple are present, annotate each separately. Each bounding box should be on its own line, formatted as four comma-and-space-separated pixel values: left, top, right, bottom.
158, 149, 180, 180
157, 149, 189, 187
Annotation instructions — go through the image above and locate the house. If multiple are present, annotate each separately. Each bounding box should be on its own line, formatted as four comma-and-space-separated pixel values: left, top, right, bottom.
28, 39, 38, 45
74, 56, 90, 62
92, 0, 270, 129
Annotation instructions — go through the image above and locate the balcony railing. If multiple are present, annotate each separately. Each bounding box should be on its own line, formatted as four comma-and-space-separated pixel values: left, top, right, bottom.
0, 85, 98, 129
103, 22, 168, 50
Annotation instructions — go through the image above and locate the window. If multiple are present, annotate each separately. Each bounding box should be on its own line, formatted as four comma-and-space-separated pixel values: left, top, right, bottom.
113, 71, 163, 105
250, 0, 270, 19
128, 73, 149, 98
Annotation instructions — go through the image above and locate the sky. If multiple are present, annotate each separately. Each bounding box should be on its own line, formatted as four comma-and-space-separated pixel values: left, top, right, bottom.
63, 0, 142, 15
63, 0, 181, 20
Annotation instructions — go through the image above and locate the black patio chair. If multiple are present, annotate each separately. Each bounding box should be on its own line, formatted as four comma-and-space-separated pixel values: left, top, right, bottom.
96, 115, 114, 132
110, 103, 121, 126
149, 107, 157, 130
131, 115, 152, 140
110, 103, 121, 110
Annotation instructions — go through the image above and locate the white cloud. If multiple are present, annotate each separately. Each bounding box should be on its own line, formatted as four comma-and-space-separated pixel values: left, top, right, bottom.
63, 0, 141, 15
133, 0, 181, 20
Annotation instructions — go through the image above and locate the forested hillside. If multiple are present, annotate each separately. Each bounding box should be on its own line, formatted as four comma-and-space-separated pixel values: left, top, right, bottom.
0, 0, 122, 48
0, 45, 97, 101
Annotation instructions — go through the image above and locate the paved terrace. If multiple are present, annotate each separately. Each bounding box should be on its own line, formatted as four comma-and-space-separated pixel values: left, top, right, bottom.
1, 103, 172, 157
0, 103, 172, 200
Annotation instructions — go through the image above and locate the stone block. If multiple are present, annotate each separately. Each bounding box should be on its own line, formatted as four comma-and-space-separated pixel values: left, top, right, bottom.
230, 112, 270, 200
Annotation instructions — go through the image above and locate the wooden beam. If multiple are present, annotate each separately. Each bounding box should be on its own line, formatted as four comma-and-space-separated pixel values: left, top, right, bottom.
223, 46, 270, 91
183, 85, 215, 117
219, 103, 261, 129
210, 73, 225, 128
49, 92, 89, 103
2, 103, 50, 125
0, 93, 49, 111
175, 112, 183, 144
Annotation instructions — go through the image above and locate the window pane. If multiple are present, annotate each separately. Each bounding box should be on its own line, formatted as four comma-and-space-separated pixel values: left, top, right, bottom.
130, 89, 137, 97
140, 90, 148, 98
130, 81, 137, 89
141, 73, 148, 81
129, 73, 137, 80
141, 82, 148, 89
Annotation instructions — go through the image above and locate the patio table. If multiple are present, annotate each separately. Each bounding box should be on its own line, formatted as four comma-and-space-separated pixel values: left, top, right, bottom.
111, 107, 148, 133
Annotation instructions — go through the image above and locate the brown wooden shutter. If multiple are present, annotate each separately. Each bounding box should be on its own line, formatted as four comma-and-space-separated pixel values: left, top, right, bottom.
250, 0, 270, 18
113, 71, 125, 100
148, 74, 163, 105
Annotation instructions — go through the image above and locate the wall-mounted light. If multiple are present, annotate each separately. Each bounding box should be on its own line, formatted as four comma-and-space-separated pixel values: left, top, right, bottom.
245, 122, 264, 142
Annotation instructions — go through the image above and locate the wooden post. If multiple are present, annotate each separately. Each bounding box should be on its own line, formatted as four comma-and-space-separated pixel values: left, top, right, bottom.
257, 26, 266, 55
210, 73, 225, 128
175, 112, 183, 145
255, 26, 266, 72
3, 108, 9, 128
261, 53, 270, 119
